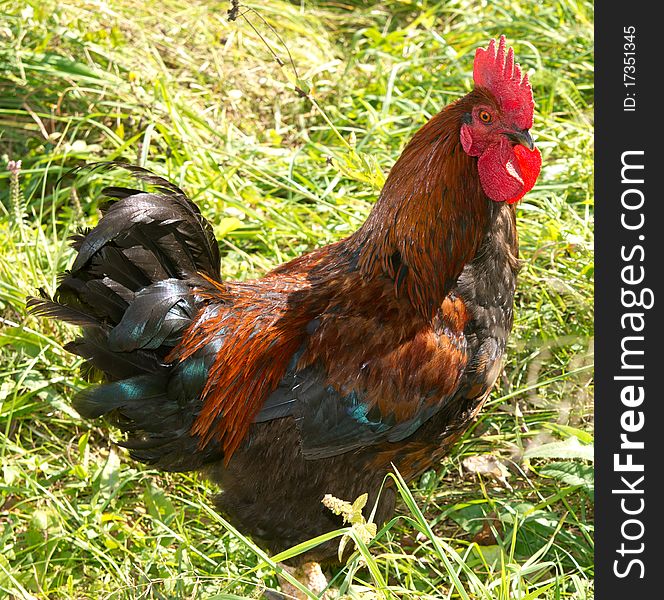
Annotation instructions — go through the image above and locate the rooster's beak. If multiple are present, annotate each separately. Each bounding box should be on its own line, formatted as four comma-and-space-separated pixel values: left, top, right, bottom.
505, 128, 535, 151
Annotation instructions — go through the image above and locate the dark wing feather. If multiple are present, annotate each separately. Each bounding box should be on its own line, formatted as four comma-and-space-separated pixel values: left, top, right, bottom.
255, 359, 452, 460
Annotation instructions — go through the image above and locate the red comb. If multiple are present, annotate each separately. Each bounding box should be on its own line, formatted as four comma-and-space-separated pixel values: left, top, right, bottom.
473, 36, 534, 130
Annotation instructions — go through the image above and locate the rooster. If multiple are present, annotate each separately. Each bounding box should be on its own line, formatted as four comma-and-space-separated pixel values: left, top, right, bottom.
30, 36, 540, 589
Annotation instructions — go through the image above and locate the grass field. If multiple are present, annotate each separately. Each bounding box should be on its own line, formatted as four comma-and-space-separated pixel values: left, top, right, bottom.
0, 1, 594, 598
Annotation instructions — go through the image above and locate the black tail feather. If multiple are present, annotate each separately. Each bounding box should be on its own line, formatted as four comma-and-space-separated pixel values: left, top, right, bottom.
87, 245, 152, 292
28, 164, 225, 470
107, 279, 194, 352
26, 295, 103, 328
64, 330, 167, 381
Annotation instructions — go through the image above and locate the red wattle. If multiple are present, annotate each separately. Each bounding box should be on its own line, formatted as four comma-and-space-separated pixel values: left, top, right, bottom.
478, 139, 541, 203
509, 145, 542, 203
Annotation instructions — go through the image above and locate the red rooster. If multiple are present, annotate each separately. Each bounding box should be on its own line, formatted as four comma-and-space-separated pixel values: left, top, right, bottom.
30, 36, 540, 581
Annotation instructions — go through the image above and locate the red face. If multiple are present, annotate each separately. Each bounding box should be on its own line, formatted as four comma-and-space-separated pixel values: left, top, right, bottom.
460, 103, 542, 204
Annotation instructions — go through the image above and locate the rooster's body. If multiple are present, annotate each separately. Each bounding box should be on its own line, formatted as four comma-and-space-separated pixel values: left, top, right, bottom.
31, 37, 540, 562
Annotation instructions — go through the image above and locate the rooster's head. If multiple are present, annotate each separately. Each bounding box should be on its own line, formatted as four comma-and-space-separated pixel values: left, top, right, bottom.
460, 36, 541, 204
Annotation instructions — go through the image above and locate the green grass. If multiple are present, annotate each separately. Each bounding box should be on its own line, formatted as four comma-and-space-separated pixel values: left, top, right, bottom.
0, 0, 593, 598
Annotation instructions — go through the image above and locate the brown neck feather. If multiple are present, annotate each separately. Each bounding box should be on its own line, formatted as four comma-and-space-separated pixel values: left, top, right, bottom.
347, 90, 494, 320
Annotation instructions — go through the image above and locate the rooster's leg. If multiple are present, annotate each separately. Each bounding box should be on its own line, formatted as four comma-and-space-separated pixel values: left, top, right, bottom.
274, 561, 329, 599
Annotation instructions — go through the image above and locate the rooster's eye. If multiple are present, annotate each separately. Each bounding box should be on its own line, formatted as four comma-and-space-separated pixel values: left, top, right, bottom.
479, 110, 492, 124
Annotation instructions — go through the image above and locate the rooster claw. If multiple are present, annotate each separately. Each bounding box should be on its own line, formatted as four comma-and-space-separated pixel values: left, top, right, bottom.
274, 561, 330, 599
